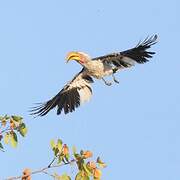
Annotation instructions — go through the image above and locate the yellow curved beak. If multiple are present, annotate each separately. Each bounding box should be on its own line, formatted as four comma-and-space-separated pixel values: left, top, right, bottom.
66, 52, 81, 63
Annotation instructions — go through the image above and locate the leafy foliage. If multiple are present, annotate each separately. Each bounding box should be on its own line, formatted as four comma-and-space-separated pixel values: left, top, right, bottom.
1, 118, 106, 180
0, 115, 27, 151
49, 139, 106, 180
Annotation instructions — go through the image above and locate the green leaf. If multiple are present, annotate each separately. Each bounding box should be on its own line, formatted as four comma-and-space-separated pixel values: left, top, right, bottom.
76, 158, 85, 171
0, 142, 4, 149
54, 173, 71, 180
50, 139, 56, 149
66, 154, 70, 161
57, 139, 63, 151
1, 119, 7, 127
4, 133, 10, 144
75, 171, 82, 180
93, 178, 101, 180
75, 171, 90, 180
11, 115, 23, 122
19, 127, 28, 137
60, 174, 71, 180
4, 115, 10, 120
58, 155, 62, 164
10, 132, 18, 148
18, 123, 27, 137
54, 147, 59, 157
97, 157, 107, 168
72, 145, 77, 155
83, 163, 92, 176
74, 153, 81, 160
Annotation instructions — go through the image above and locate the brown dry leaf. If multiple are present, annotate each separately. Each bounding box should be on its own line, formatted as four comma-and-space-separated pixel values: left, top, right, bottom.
83, 151, 93, 159
62, 144, 69, 155
87, 161, 96, 169
21, 168, 31, 180
93, 168, 102, 179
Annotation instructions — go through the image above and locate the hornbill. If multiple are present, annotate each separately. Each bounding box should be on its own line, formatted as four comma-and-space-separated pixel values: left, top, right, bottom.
31, 35, 158, 116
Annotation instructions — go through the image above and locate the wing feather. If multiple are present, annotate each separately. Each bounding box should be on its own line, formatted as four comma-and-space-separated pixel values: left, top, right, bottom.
30, 69, 94, 116
92, 35, 157, 69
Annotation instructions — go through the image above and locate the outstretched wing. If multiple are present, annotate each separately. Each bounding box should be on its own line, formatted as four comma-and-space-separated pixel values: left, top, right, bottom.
30, 68, 94, 116
92, 35, 157, 69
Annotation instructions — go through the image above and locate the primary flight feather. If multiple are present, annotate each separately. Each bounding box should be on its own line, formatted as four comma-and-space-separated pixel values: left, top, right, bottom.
31, 35, 158, 116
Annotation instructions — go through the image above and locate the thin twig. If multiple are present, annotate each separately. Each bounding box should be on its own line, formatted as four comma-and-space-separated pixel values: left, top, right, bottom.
48, 157, 57, 168
42, 170, 55, 178
4, 159, 76, 180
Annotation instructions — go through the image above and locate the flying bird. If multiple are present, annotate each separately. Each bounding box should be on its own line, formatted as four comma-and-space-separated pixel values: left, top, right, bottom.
31, 35, 157, 116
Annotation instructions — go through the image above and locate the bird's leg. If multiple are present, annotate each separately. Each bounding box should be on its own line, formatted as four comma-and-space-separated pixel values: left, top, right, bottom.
112, 74, 119, 84
102, 78, 112, 86
112, 68, 119, 84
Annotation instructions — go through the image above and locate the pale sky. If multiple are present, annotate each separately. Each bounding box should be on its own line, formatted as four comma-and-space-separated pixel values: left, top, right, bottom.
0, 0, 180, 179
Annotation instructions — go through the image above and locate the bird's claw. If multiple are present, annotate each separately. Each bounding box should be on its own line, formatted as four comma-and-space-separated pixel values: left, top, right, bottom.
112, 74, 119, 84
102, 78, 112, 86
105, 81, 112, 86
113, 78, 119, 84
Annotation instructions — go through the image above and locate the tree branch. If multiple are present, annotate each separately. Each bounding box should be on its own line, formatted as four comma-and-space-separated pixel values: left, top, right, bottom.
5, 159, 76, 180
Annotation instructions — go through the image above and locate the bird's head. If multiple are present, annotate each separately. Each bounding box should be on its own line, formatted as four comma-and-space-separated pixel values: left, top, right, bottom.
66, 51, 91, 64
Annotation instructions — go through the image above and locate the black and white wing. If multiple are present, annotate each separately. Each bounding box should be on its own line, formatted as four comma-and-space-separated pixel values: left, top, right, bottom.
92, 35, 157, 69
30, 68, 94, 116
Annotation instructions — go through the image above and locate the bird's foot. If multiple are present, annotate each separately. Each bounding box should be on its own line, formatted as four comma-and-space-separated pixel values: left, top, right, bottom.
105, 81, 112, 86
113, 78, 119, 84
102, 78, 112, 86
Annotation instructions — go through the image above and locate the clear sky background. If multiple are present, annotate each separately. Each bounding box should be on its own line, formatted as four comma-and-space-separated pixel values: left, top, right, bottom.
0, 0, 179, 179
